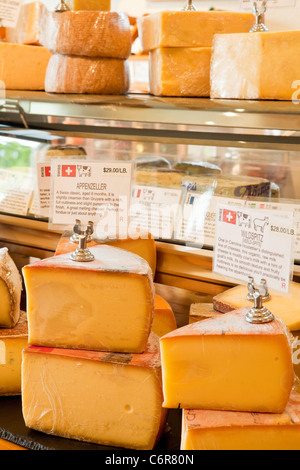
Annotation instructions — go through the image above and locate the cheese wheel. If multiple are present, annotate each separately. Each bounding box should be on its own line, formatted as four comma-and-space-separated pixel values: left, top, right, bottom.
40, 11, 132, 59
45, 55, 130, 95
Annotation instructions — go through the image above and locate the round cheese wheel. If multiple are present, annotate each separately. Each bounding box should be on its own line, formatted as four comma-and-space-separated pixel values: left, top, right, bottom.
40, 11, 132, 59
45, 54, 130, 94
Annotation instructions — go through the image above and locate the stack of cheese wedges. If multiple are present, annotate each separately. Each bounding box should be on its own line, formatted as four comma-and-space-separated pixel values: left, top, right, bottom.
40, 3, 132, 94
21, 234, 177, 450
0, 2, 51, 90
159, 303, 300, 450
137, 10, 255, 97
0, 248, 27, 396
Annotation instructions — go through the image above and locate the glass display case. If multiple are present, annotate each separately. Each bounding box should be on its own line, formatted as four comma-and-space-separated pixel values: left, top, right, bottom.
1, 91, 300, 321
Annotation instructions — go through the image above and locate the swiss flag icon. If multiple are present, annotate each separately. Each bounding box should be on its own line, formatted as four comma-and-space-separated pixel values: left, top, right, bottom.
62, 165, 77, 177
223, 209, 237, 225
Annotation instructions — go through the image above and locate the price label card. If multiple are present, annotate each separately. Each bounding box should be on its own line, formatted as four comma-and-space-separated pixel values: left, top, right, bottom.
0, 168, 33, 216
130, 185, 183, 240
0, 0, 23, 27
50, 160, 133, 238
213, 205, 295, 293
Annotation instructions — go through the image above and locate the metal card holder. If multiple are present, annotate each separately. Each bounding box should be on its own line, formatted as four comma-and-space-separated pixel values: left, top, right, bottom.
245, 276, 274, 324
69, 220, 95, 262
250, 0, 268, 32
182, 1, 197, 11
55, 1, 70, 12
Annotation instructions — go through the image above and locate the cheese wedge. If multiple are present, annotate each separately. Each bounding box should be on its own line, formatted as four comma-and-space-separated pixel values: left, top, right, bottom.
210, 31, 300, 100
5, 2, 45, 45
138, 11, 255, 52
22, 333, 167, 450
181, 391, 300, 450
149, 47, 211, 97
40, 11, 131, 58
136, 169, 185, 187
45, 55, 130, 94
0, 43, 51, 90
65, 0, 111, 10
0, 248, 22, 328
22, 245, 155, 353
160, 308, 294, 413
0, 311, 28, 396
213, 282, 300, 332
189, 303, 223, 324
152, 295, 177, 337
55, 232, 157, 279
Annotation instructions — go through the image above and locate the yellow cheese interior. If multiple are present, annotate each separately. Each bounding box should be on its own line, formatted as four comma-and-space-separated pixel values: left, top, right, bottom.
0, 278, 13, 328
22, 350, 165, 450
24, 268, 154, 353
149, 47, 211, 97
182, 424, 300, 451
0, 43, 51, 90
65, 0, 111, 10
0, 337, 28, 395
161, 335, 293, 413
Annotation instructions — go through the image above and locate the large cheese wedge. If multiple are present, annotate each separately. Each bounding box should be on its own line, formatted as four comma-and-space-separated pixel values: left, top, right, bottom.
0, 311, 28, 396
22, 333, 167, 450
152, 295, 177, 337
45, 55, 130, 94
40, 11, 131, 58
5, 2, 45, 45
213, 282, 300, 332
137, 11, 255, 52
160, 308, 294, 413
65, 0, 111, 10
0, 43, 51, 90
149, 47, 211, 97
0, 248, 22, 328
22, 245, 155, 353
181, 391, 300, 450
210, 31, 300, 100
55, 232, 157, 279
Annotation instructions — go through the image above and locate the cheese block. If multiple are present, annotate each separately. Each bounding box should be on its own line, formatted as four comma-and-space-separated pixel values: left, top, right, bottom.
55, 232, 157, 279
181, 391, 300, 450
65, 0, 111, 10
0, 311, 28, 396
45, 55, 130, 95
22, 245, 155, 353
160, 308, 294, 413
149, 47, 211, 97
173, 161, 222, 176
36, 144, 87, 162
0, 248, 22, 328
0, 43, 51, 90
136, 169, 185, 187
40, 11, 131, 59
138, 11, 255, 52
213, 282, 300, 332
210, 31, 300, 101
152, 295, 177, 337
5, 2, 45, 45
182, 174, 271, 198
135, 156, 172, 170
189, 303, 223, 324
22, 333, 167, 450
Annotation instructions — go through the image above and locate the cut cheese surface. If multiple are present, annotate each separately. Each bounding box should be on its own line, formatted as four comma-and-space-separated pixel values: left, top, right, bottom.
138, 11, 255, 52
160, 308, 294, 413
55, 231, 157, 279
181, 391, 300, 450
0, 43, 51, 90
45, 55, 130, 94
65, 0, 111, 10
213, 282, 300, 331
22, 333, 167, 450
22, 245, 155, 353
210, 31, 300, 100
0, 311, 28, 396
136, 169, 185, 187
0, 248, 22, 328
149, 47, 211, 97
152, 295, 177, 337
5, 2, 45, 45
40, 11, 131, 58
